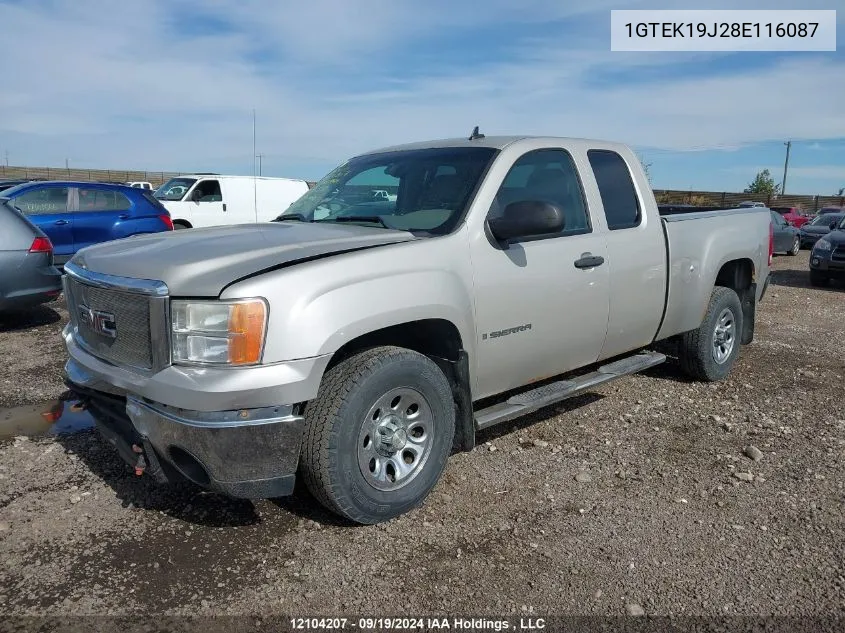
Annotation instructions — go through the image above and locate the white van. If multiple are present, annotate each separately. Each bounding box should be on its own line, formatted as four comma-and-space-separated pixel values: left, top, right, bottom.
153, 174, 310, 229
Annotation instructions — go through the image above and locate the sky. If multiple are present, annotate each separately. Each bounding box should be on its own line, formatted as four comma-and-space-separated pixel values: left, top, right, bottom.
0, 0, 843, 195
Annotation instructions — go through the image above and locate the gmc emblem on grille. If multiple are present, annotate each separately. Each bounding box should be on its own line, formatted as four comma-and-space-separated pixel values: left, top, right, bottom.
79, 304, 117, 338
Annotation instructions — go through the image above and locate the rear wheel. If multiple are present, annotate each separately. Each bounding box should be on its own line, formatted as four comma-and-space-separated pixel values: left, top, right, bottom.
678, 286, 743, 382
300, 346, 455, 524
788, 236, 800, 256
809, 269, 829, 287
173, 221, 190, 230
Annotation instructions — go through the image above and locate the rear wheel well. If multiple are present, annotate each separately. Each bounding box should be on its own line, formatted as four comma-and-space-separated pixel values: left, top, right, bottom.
173, 220, 192, 229
714, 258, 756, 344
324, 319, 474, 453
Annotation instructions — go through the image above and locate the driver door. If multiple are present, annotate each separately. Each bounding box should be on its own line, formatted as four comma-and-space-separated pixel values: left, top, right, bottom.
469, 148, 611, 399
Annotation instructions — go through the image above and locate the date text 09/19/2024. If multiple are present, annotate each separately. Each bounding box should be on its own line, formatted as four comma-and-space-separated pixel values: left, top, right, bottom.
289, 617, 547, 630
624, 22, 819, 39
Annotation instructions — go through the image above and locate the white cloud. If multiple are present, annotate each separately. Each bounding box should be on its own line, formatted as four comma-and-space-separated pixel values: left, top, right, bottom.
0, 0, 843, 181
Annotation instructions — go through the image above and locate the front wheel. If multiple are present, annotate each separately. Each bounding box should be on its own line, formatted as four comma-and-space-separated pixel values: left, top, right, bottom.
788, 236, 800, 256
678, 287, 744, 382
300, 346, 455, 524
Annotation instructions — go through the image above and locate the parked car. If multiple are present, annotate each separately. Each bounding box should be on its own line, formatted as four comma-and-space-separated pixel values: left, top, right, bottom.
809, 215, 845, 287
738, 201, 766, 208
153, 174, 310, 229
0, 198, 63, 312
126, 181, 153, 190
799, 210, 845, 249
0, 181, 174, 266
770, 210, 801, 255
770, 206, 810, 228
61, 134, 772, 525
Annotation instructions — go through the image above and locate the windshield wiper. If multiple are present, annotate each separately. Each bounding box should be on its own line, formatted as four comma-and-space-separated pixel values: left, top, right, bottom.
327, 215, 391, 229
274, 213, 310, 222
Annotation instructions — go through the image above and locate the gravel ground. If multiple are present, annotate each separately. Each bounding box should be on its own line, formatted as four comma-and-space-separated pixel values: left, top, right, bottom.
0, 251, 843, 621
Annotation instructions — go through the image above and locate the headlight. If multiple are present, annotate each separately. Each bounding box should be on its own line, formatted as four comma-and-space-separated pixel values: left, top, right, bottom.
171, 299, 268, 366
813, 238, 832, 252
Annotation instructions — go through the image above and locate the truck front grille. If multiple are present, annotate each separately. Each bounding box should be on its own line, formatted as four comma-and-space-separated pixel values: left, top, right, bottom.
65, 276, 162, 371
831, 246, 845, 262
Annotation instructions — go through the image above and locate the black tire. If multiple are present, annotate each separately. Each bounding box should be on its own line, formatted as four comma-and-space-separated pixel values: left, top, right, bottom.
678, 286, 744, 382
809, 270, 829, 287
300, 346, 455, 524
787, 236, 800, 256
173, 221, 189, 230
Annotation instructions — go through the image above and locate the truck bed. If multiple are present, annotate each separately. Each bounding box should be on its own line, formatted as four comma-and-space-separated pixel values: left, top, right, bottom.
655, 206, 771, 341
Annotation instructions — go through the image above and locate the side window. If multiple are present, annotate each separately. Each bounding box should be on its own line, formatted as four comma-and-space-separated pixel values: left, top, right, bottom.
77, 189, 132, 212
11, 187, 69, 215
492, 148, 590, 235
192, 180, 223, 202
587, 150, 642, 231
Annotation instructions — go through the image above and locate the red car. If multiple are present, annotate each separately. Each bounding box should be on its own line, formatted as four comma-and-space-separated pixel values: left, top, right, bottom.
770, 206, 811, 228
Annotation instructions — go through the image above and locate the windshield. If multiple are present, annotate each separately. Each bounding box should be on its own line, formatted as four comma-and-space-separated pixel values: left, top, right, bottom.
810, 213, 843, 226
154, 177, 197, 201
275, 146, 498, 234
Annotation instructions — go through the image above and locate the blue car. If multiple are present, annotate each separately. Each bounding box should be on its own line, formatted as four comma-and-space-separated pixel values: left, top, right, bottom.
0, 181, 174, 266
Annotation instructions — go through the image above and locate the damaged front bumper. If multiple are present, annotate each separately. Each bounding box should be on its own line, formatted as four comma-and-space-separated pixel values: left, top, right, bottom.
65, 368, 306, 499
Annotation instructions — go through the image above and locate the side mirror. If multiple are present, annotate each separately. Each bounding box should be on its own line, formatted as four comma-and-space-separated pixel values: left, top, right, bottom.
488, 200, 564, 242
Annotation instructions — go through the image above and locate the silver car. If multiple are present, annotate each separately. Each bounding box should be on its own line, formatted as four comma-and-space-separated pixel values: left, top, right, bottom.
0, 198, 63, 312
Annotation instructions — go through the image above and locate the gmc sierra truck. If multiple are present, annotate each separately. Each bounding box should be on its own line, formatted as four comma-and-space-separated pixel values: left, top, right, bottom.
61, 133, 773, 524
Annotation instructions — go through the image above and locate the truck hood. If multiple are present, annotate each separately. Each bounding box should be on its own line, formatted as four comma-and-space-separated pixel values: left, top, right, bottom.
70, 222, 417, 296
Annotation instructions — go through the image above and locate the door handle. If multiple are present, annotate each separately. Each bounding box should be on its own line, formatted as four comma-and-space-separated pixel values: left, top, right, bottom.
223, 203, 227, 212
118, 214, 130, 220
574, 254, 605, 269
54, 219, 69, 225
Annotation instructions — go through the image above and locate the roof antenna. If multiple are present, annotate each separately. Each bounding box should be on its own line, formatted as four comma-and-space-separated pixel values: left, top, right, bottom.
468, 125, 485, 141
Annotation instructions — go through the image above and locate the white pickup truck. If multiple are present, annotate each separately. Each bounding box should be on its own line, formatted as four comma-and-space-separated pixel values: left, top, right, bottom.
61, 133, 773, 524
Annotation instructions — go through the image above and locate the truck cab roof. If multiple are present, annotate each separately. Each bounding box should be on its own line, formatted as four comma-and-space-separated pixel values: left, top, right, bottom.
362, 135, 632, 155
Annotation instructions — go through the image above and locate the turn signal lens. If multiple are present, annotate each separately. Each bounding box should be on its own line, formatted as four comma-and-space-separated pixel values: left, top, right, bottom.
228, 301, 267, 365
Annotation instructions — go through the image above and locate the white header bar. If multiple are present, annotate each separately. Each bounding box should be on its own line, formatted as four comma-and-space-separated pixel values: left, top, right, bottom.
611, 10, 837, 52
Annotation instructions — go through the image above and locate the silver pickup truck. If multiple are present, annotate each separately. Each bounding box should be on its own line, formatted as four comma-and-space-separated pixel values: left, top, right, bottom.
61, 133, 773, 524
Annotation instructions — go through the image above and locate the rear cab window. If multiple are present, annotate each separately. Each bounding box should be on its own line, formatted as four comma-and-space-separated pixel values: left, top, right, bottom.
587, 150, 642, 230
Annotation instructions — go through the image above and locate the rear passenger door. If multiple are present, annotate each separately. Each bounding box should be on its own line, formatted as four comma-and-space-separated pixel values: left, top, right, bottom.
585, 149, 667, 361
72, 187, 134, 252
10, 186, 74, 263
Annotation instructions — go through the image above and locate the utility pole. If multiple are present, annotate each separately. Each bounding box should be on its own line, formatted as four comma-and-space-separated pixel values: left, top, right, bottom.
256, 153, 263, 176
781, 141, 791, 196
4, 150, 8, 167
65, 158, 69, 170
252, 108, 258, 222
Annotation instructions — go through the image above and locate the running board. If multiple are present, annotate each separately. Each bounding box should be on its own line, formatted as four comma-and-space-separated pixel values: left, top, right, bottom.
474, 351, 666, 431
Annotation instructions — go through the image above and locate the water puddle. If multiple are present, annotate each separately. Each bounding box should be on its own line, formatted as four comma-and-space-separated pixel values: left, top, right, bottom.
0, 398, 94, 441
